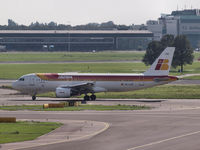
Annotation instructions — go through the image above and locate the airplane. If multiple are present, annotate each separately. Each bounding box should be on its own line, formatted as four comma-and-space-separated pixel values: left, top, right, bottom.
12, 47, 178, 101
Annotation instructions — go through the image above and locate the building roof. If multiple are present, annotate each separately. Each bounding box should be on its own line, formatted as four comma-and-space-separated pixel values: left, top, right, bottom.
0, 30, 152, 34
171, 9, 200, 16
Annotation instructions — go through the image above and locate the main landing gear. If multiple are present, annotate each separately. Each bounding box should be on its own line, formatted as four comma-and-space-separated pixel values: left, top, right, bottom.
84, 94, 96, 101
32, 96, 36, 100
90, 94, 96, 101
84, 95, 90, 101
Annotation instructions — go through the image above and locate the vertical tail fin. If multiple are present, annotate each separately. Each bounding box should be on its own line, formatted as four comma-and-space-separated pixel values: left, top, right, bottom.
143, 47, 175, 76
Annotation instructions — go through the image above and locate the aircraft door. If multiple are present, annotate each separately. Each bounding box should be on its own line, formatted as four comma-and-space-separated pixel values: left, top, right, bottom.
27, 76, 36, 95
28, 76, 36, 89
31, 77, 35, 86
40, 78, 45, 88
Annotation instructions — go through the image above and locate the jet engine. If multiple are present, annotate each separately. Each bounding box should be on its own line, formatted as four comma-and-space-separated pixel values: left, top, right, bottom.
56, 87, 71, 98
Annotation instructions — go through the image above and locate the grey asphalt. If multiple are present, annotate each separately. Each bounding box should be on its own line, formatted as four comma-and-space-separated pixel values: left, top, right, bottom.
1, 87, 200, 150
170, 79, 200, 85
1, 108, 200, 150
1, 119, 108, 150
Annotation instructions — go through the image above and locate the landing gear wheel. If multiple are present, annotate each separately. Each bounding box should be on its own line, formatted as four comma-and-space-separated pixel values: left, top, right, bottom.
90, 95, 96, 101
32, 96, 36, 100
84, 95, 90, 101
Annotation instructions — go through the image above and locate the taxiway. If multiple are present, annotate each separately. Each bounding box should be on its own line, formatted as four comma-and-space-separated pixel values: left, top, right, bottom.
1, 88, 200, 150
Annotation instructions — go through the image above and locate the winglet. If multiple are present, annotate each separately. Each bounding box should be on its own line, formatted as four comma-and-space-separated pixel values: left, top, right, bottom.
143, 47, 175, 76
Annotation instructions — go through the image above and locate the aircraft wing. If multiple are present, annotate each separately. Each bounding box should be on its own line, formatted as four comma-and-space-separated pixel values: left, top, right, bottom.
60, 82, 94, 94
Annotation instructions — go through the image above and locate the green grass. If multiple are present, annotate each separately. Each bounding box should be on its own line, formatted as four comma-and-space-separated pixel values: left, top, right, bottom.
0, 61, 200, 79
0, 121, 61, 144
38, 84, 200, 99
0, 62, 147, 79
0, 51, 200, 62
0, 105, 44, 111
194, 52, 200, 61
169, 62, 200, 76
182, 75, 200, 80
0, 104, 149, 111
96, 85, 200, 99
0, 51, 144, 62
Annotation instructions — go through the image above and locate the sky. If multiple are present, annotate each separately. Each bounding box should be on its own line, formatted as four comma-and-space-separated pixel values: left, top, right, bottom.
0, 0, 200, 26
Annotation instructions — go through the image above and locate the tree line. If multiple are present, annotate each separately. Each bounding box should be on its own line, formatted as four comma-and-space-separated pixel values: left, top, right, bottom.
143, 34, 194, 72
0, 19, 147, 30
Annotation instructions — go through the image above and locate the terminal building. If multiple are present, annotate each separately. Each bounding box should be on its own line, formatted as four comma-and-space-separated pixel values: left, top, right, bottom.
147, 9, 200, 48
0, 30, 153, 51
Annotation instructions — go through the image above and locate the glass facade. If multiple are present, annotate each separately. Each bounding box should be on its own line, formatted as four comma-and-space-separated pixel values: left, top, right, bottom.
0, 31, 153, 51
117, 37, 152, 50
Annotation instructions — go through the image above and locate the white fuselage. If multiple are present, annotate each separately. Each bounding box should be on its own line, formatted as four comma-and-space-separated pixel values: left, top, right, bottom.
12, 47, 177, 100
12, 73, 177, 96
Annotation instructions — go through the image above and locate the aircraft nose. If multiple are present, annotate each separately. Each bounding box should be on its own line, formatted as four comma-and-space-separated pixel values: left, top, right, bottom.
12, 81, 18, 90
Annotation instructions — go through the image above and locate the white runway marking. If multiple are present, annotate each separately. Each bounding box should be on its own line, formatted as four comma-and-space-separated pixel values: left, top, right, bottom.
127, 130, 200, 150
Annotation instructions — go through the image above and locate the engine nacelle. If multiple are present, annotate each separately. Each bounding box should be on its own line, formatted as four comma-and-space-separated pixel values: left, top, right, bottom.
56, 87, 71, 98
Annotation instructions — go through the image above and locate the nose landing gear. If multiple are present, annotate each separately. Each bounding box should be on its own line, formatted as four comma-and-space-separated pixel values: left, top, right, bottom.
32, 96, 36, 100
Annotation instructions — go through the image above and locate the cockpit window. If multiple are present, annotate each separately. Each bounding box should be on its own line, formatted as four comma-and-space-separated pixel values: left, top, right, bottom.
19, 78, 25, 81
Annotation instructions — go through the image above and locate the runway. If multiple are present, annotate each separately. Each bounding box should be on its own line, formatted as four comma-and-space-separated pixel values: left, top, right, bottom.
1, 89, 200, 150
